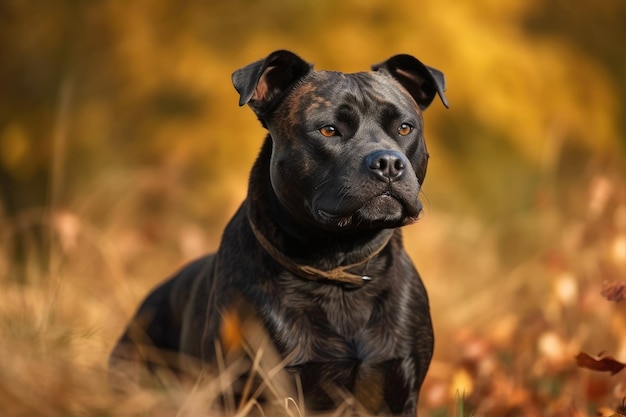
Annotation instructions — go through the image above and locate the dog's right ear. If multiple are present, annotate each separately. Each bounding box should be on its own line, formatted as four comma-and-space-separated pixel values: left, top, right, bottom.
372, 54, 449, 110
232, 50, 313, 118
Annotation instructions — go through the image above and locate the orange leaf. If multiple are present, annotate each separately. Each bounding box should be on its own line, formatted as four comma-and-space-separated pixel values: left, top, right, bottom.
575, 352, 626, 375
602, 280, 626, 303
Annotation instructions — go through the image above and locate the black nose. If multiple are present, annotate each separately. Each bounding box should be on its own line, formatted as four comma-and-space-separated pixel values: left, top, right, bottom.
365, 150, 406, 182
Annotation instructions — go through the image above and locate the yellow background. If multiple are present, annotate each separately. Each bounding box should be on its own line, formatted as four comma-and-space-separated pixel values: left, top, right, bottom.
1, 0, 625, 415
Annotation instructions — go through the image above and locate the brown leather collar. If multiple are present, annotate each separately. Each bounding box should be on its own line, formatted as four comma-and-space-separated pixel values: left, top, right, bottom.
247, 213, 391, 286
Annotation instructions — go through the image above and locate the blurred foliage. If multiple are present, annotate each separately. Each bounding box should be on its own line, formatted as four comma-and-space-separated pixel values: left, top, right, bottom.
1, 0, 626, 415
1, 0, 624, 219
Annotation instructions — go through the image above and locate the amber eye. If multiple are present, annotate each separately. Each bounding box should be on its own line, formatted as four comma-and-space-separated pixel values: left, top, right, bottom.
398, 123, 413, 136
319, 125, 337, 137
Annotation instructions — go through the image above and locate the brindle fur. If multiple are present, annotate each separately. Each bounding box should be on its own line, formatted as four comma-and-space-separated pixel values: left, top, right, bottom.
110, 50, 448, 416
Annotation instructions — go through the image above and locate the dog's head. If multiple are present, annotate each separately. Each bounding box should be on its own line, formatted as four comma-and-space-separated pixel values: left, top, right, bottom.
233, 50, 448, 233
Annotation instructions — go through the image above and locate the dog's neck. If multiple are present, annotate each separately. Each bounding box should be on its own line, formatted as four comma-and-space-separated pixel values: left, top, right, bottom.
246, 138, 395, 282
247, 210, 390, 286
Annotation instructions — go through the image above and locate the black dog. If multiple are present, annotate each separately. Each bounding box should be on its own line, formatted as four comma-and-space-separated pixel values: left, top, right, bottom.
110, 50, 448, 416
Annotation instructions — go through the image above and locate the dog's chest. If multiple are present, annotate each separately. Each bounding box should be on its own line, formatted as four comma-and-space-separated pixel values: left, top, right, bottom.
318, 286, 372, 337
268, 283, 408, 366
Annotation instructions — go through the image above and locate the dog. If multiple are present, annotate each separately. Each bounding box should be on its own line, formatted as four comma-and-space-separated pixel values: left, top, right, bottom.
110, 50, 448, 416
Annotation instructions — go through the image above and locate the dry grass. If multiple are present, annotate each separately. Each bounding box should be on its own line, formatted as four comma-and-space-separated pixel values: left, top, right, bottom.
2, 168, 626, 416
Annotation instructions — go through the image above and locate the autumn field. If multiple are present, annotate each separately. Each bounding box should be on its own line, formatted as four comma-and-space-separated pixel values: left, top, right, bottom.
1, 1, 626, 416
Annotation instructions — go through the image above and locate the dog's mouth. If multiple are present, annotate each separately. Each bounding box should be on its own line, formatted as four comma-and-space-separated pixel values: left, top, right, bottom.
316, 192, 422, 230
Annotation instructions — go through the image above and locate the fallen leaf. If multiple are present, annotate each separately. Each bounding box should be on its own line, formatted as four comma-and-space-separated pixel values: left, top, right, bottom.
602, 280, 626, 303
575, 352, 626, 375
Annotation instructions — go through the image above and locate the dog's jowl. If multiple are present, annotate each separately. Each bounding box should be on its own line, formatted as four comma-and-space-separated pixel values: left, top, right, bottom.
110, 50, 448, 416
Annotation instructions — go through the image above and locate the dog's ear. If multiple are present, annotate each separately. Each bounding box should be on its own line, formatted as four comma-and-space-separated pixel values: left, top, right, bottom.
372, 55, 449, 110
232, 50, 313, 118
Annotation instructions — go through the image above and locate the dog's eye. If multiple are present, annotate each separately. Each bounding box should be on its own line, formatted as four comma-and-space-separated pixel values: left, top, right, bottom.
319, 125, 338, 137
398, 123, 413, 136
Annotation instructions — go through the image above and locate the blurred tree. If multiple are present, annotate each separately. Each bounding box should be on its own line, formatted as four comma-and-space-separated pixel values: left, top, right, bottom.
525, 0, 626, 143
0, 0, 623, 272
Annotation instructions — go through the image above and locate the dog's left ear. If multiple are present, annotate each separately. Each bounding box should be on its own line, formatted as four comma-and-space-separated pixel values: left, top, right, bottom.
232, 50, 313, 118
372, 55, 449, 110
